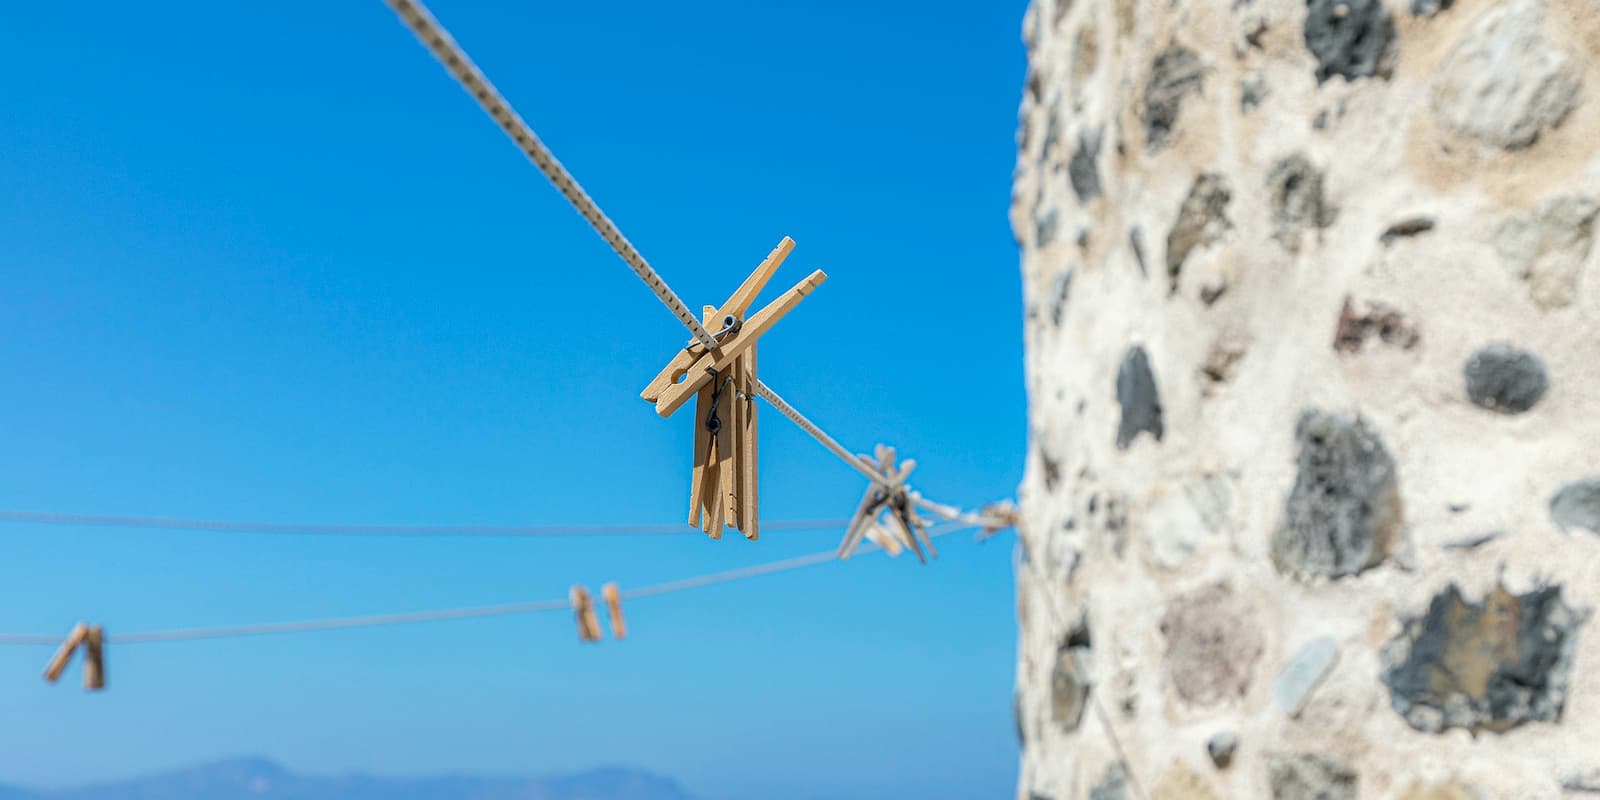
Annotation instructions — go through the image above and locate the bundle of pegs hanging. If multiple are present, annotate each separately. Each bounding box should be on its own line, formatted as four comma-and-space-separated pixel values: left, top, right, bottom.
42, 622, 105, 691
837, 445, 934, 563
640, 237, 826, 541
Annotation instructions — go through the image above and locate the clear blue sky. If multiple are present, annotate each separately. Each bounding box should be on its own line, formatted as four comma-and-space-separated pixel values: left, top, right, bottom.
0, 3, 1028, 798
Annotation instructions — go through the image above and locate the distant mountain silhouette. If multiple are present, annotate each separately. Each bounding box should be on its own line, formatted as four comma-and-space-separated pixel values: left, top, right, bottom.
5, 757, 694, 800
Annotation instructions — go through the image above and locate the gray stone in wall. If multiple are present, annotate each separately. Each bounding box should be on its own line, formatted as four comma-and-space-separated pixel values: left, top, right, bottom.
1431, 0, 1582, 150
1207, 732, 1239, 769
1381, 583, 1581, 733
1272, 410, 1401, 580
1166, 174, 1232, 292
1160, 582, 1265, 705
1495, 195, 1599, 310
1143, 46, 1205, 151
1550, 478, 1600, 535
1049, 269, 1074, 327
1267, 154, 1336, 250
1304, 0, 1395, 84
1037, 207, 1061, 248
1070, 128, 1104, 202
1090, 762, 1130, 800
1463, 344, 1549, 414
1411, 0, 1451, 17
1274, 637, 1340, 716
1115, 346, 1164, 449
1268, 754, 1357, 800
1051, 621, 1093, 731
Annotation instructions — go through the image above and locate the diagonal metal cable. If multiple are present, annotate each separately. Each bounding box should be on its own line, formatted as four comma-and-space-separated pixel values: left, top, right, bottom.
382, 0, 720, 350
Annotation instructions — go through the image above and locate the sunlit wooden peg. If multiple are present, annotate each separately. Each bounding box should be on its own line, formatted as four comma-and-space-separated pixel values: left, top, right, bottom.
570, 586, 602, 642
838, 446, 931, 563
42, 622, 88, 684
82, 625, 105, 691
863, 521, 904, 557
656, 239, 813, 541
602, 583, 627, 640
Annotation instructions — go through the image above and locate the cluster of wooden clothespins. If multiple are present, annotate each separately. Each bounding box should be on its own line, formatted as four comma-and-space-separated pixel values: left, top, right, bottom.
640, 237, 824, 541
570, 583, 626, 642
837, 445, 936, 563
43, 622, 105, 691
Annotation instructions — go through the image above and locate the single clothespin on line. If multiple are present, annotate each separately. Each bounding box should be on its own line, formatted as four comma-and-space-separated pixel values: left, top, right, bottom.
570, 586, 602, 642
42, 622, 105, 691
837, 445, 935, 563
602, 582, 626, 640
640, 237, 826, 541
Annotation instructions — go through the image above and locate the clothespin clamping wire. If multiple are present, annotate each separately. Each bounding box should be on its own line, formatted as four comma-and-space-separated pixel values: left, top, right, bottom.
602, 582, 626, 641
570, 587, 603, 643
640, 237, 827, 541
837, 445, 934, 563
42, 622, 105, 691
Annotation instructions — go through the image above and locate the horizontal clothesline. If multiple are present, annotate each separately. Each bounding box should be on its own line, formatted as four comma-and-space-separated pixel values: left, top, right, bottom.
0, 520, 985, 647
0, 510, 853, 538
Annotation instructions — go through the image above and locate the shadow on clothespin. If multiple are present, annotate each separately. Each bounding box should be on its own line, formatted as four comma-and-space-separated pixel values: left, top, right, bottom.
602, 582, 626, 641
838, 445, 934, 564
640, 237, 826, 542
43, 622, 105, 691
570, 586, 602, 643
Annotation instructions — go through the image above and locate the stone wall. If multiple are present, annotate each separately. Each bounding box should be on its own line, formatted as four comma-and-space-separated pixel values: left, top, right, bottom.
1009, 0, 1600, 797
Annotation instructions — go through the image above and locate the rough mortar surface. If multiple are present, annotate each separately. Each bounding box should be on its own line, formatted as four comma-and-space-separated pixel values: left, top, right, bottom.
1010, 0, 1600, 796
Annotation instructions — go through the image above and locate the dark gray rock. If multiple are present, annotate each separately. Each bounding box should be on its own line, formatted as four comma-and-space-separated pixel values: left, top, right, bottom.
1271, 410, 1401, 580
1166, 174, 1232, 292
1268, 154, 1337, 250
1551, 479, 1600, 536
1049, 269, 1074, 327
1129, 226, 1149, 278
1089, 762, 1130, 800
1304, 0, 1395, 84
1070, 128, 1104, 203
1115, 346, 1164, 449
1381, 583, 1581, 733
1380, 216, 1435, 245
1037, 207, 1060, 248
1412, 0, 1451, 16
1207, 732, 1239, 769
1464, 344, 1548, 414
1333, 297, 1420, 353
1241, 73, 1267, 111
1051, 620, 1093, 732
1269, 754, 1357, 800
1143, 46, 1205, 150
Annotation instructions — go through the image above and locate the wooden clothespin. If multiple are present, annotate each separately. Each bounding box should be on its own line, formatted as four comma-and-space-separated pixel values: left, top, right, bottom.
570, 586, 602, 643
838, 445, 935, 563
602, 582, 626, 640
977, 500, 1020, 541
43, 622, 105, 691
640, 237, 826, 541
862, 520, 906, 557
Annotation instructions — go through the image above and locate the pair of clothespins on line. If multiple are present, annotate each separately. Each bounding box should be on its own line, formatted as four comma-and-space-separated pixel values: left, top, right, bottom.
570, 583, 626, 642
640, 237, 827, 541
837, 445, 936, 563
43, 622, 105, 691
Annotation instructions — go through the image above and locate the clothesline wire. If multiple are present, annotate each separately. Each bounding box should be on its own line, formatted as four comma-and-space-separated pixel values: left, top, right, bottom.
380, 0, 940, 497
0, 510, 852, 538
0, 521, 982, 646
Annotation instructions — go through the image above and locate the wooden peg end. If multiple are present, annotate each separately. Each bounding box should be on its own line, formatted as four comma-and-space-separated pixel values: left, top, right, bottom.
82, 626, 105, 691
570, 586, 602, 642
43, 622, 88, 684
602, 582, 626, 640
